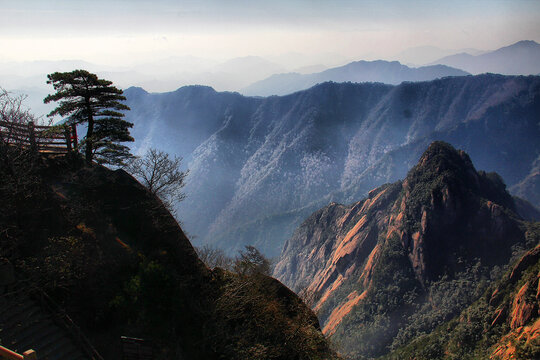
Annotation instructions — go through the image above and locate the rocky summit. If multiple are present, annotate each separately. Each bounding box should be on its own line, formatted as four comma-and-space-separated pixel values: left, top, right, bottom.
274, 141, 537, 359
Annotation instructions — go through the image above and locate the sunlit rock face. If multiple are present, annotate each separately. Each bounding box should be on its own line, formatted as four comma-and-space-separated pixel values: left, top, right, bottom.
274, 142, 532, 358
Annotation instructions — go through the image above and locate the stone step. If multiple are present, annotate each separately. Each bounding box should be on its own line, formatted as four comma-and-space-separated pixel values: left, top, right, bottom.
36, 333, 80, 359
8, 316, 45, 341
0, 297, 37, 325
57, 346, 90, 360
0, 290, 92, 360
8, 320, 54, 351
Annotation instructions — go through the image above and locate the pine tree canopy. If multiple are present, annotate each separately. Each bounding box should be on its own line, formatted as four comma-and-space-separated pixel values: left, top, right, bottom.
44, 69, 134, 166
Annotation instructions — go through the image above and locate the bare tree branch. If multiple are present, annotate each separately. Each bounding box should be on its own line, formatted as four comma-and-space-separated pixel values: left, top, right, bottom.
126, 148, 189, 212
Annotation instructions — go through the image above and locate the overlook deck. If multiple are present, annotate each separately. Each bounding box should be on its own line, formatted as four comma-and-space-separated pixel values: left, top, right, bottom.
0, 120, 77, 155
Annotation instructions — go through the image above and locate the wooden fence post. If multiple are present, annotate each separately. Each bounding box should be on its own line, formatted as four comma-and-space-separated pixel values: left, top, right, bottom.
22, 350, 38, 360
64, 125, 72, 152
28, 121, 37, 152
0, 345, 37, 360
71, 124, 78, 149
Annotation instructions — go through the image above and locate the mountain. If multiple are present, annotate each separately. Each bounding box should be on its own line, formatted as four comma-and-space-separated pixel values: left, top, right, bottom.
392, 46, 484, 66
0, 148, 337, 359
266, 52, 349, 71
274, 142, 538, 358
241, 60, 469, 96
124, 74, 540, 258
433, 40, 540, 75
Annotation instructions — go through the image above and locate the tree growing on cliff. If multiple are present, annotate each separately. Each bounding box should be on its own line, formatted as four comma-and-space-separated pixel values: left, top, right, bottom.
127, 148, 188, 211
44, 70, 133, 165
233, 245, 272, 276
195, 245, 233, 270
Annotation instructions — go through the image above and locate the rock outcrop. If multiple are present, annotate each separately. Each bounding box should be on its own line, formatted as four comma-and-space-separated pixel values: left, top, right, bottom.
274, 142, 532, 358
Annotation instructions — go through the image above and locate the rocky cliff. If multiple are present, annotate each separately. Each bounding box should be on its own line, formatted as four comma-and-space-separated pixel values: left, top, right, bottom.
489, 242, 540, 359
274, 142, 534, 358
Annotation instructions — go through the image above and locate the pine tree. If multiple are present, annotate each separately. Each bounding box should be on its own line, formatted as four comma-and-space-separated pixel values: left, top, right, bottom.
44, 69, 134, 165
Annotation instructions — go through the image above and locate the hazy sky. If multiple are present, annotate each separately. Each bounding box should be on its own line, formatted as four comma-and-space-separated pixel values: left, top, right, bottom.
1, 0, 540, 66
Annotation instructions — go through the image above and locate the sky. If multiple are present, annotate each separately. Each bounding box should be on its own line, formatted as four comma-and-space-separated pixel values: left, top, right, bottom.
1, 0, 540, 66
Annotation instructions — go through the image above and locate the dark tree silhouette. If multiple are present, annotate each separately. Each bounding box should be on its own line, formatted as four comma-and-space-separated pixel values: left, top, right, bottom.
44, 70, 133, 165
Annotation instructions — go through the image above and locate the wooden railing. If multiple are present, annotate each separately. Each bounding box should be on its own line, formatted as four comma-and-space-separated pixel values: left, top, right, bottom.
0, 345, 37, 360
0, 120, 77, 155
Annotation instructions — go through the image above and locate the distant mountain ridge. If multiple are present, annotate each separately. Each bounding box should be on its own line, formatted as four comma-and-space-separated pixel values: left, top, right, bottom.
432, 40, 540, 75
241, 60, 469, 96
124, 74, 540, 257
392, 45, 484, 65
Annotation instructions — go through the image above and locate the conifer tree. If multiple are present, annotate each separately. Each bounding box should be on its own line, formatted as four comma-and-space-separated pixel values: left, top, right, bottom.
44, 70, 134, 165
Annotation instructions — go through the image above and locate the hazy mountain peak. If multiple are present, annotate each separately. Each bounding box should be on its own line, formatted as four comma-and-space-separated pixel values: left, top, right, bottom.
503, 39, 539, 48
432, 40, 540, 75
214, 56, 286, 73
491, 40, 540, 56
411, 141, 475, 179
173, 84, 217, 93
392, 45, 486, 65
124, 86, 148, 95
242, 59, 468, 96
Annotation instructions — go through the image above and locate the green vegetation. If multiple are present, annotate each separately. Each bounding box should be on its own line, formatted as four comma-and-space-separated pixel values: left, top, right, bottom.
44, 69, 133, 165
390, 261, 496, 351
330, 231, 538, 360
211, 270, 337, 360
402, 141, 476, 232
382, 222, 540, 360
